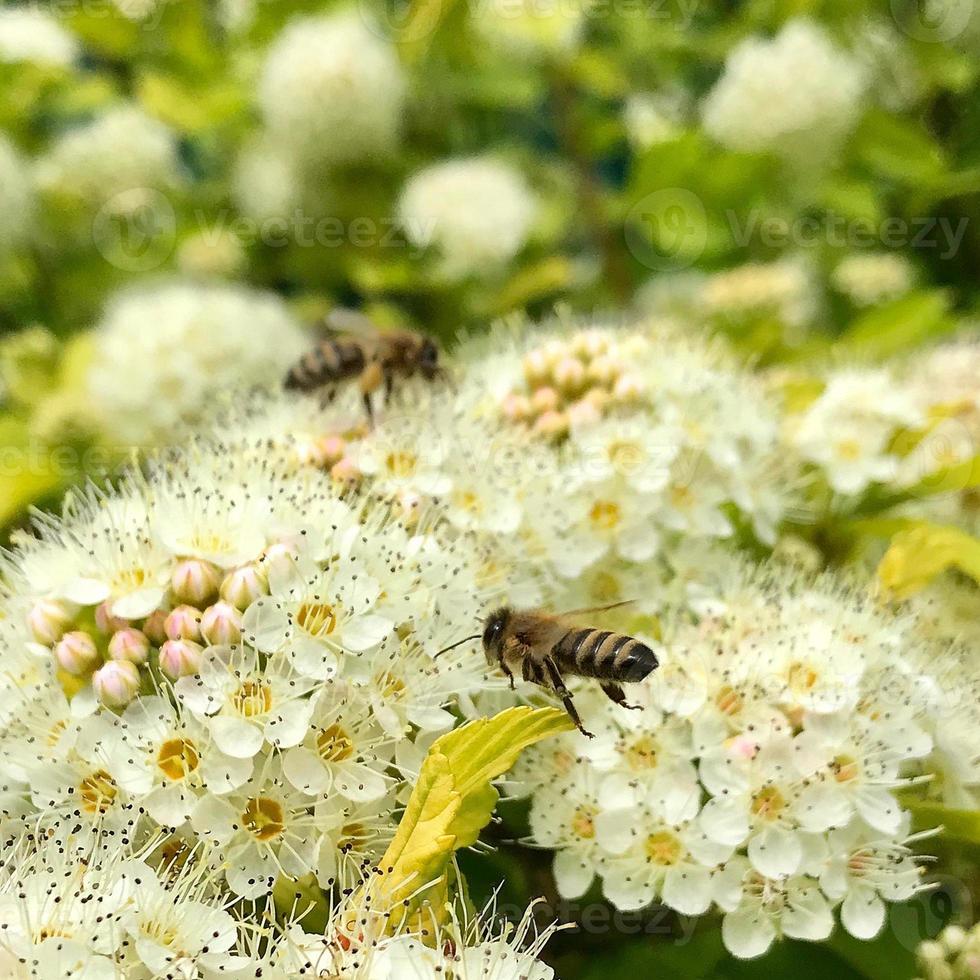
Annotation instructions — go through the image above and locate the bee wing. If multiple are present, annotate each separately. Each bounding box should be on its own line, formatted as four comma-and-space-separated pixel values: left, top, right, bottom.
559, 599, 635, 618
321, 307, 380, 338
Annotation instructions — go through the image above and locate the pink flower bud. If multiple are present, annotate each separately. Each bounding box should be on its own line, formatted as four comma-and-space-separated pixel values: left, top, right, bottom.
522, 349, 551, 386
164, 605, 202, 642
28, 599, 75, 646
501, 392, 532, 422
142, 609, 168, 646
54, 631, 100, 676
107, 628, 150, 665
568, 399, 601, 429
613, 374, 643, 403
553, 357, 586, 396
159, 639, 204, 679
530, 386, 560, 415
200, 602, 242, 646
93, 660, 141, 708
171, 559, 221, 606
330, 457, 361, 485
95, 601, 128, 634
533, 410, 569, 439
220, 564, 268, 611
319, 434, 347, 466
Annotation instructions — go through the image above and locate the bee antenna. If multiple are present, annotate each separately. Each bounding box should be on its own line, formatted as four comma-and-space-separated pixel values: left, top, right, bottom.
434, 634, 481, 659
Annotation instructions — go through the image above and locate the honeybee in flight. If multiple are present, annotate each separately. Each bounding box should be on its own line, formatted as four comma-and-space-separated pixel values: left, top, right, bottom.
436, 602, 657, 737
284, 308, 442, 421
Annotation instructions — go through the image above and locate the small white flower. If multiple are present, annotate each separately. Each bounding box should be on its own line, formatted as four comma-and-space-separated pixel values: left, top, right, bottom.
702, 19, 866, 160
175, 645, 316, 758
191, 760, 323, 898
399, 157, 537, 280
717, 860, 834, 958
0, 8, 77, 66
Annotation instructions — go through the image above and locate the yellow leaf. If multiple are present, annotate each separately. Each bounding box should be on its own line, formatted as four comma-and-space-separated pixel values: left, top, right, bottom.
353, 706, 573, 936
878, 522, 980, 599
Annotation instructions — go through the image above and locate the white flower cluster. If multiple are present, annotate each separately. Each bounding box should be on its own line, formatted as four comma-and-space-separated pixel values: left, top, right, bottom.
257, 12, 405, 170
917, 922, 980, 980
785, 336, 980, 501
1, 425, 493, 901
700, 258, 817, 334
34, 105, 180, 213
831, 253, 915, 307
0, 134, 33, 253
0, 824, 558, 978
87, 280, 308, 446
787, 366, 925, 496
466, 318, 793, 550
0, 7, 77, 67
399, 157, 538, 281
513, 561, 957, 959
473, 0, 592, 56
702, 19, 866, 160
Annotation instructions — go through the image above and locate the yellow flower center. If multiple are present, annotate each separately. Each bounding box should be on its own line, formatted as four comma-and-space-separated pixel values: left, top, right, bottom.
831, 754, 859, 783
241, 796, 285, 842
669, 484, 695, 510
624, 735, 659, 771
296, 602, 337, 637
750, 785, 786, 821
589, 500, 621, 531
156, 738, 201, 782
385, 451, 417, 478
453, 490, 483, 514
835, 439, 862, 461
714, 684, 744, 717
79, 770, 117, 815
788, 661, 819, 693
316, 724, 354, 763
232, 679, 273, 718
376, 672, 405, 698
571, 805, 596, 839
339, 821, 369, 851
645, 831, 683, 866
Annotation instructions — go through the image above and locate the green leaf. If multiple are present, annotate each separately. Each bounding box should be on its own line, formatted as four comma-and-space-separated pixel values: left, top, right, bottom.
833, 290, 956, 362
906, 801, 980, 845
854, 109, 948, 186
877, 521, 980, 598
353, 706, 573, 935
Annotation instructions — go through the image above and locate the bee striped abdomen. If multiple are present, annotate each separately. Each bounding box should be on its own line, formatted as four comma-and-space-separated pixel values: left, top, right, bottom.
553, 628, 658, 683
285, 340, 365, 391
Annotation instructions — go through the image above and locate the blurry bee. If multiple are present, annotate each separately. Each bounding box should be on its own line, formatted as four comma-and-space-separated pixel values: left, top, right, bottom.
284, 308, 442, 421
436, 601, 657, 737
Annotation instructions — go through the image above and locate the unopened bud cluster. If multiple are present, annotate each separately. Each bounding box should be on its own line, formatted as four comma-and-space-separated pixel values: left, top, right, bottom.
502, 329, 644, 438
32, 555, 266, 708
917, 923, 980, 980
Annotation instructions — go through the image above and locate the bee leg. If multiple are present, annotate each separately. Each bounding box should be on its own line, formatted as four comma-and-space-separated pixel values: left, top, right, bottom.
600, 682, 642, 712
359, 361, 384, 423
498, 652, 515, 690
543, 657, 594, 739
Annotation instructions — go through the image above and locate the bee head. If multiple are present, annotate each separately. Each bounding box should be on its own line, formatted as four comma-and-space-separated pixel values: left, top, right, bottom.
481, 607, 511, 662
418, 337, 440, 379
